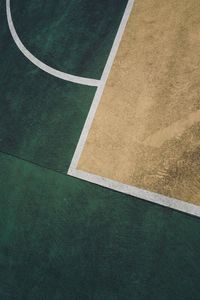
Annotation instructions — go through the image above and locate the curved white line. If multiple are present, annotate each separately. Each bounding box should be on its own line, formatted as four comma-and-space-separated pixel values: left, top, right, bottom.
6, 0, 100, 87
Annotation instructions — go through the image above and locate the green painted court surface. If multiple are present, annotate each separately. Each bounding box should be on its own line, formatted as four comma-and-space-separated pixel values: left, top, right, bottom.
0, 0, 200, 299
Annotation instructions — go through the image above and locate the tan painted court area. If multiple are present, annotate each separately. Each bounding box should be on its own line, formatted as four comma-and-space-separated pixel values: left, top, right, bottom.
77, 0, 200, 205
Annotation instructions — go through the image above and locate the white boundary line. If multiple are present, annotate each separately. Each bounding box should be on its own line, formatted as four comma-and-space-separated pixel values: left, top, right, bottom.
6, 0, 100, 87
68, 0, 135, 171
68, 0, 200, 218
68, 169, 200, 218
7, 0, 199, 217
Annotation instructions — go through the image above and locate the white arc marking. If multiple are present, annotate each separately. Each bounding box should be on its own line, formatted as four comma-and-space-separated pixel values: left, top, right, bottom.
6, 0, 100, 87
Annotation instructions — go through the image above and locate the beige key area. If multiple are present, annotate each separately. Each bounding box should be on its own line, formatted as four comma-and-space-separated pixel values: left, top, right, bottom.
77, 0, 200, 205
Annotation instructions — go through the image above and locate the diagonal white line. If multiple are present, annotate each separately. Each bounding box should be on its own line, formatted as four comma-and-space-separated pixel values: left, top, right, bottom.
68, 0, 135, 171
67, 0, 200, 217
68, 169, 200, 218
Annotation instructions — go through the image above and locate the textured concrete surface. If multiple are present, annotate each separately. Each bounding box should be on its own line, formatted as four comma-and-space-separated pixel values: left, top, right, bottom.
78, 0, 200, 205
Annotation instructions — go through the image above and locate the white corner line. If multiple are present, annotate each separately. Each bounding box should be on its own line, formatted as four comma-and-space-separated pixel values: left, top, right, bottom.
67, 0, 200, 218
6, 0, 100, 87
68, 168, 200, 218
68, 0, 136, 171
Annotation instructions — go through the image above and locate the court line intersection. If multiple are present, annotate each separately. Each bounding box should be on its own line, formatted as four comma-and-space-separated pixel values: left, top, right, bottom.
6, 0, 200, 217
68, 0, 200, 218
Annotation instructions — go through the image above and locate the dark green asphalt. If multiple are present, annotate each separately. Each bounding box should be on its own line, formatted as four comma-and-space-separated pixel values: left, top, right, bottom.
0, 0, 96, 172
1, 153, 200, 300
12, 0, 127, 78
0, 0, 200, 299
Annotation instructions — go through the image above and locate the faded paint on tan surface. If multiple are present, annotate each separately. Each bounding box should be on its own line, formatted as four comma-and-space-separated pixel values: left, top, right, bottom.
78, 0, 200, 205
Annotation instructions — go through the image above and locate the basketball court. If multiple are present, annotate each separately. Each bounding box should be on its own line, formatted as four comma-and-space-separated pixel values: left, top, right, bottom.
4, 0, 200, 216
1, 0, 200, 298
68, 0, 200, 216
